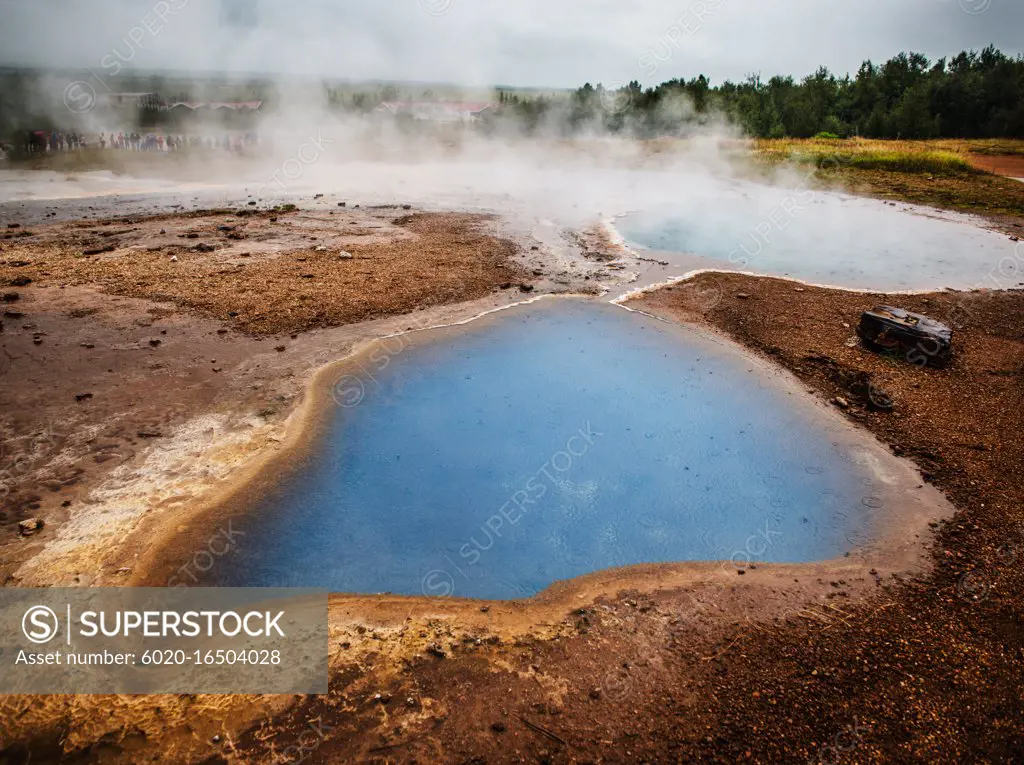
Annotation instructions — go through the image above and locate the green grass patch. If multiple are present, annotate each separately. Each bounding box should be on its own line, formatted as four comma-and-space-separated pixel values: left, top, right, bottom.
840, 150, 978, 175
780, 147, 978, 175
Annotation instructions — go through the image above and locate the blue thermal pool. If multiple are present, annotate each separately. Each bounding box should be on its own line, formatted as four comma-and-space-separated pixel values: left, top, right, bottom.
214, 300, 882, 599
615, 193, 1020, 291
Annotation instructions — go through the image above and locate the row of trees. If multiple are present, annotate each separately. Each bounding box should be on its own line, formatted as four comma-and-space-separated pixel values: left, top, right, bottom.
496, 46, 1024, 139
3, 47, 1021, 144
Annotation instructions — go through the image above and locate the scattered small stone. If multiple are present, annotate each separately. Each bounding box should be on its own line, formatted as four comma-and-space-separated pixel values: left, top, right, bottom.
18, 518, 44, 537
833, 396, 849, 409
491, 721, 507, 733
275, 345, 286, 352
314, 194, 324, 199
402, 204, 412, 210
247, 201, 257, 206
148, 339, 161, 347
75, 393, 93, 402
519, 284, 535, 293
2, 293, 19, 302
338, 202, 346, 207
426, 643, 446, 658
9, 276, 31, 287
736, 293, 750, 299
192, 243, 215, 253
170, 255, 179, 262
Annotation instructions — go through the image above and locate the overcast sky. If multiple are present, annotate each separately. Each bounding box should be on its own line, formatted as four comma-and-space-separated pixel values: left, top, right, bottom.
0, 0, 1020, 88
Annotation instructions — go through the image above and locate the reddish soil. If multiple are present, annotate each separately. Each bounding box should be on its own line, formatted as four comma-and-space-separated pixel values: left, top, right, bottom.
968, 153, 1024, 179
0, 208, 529, 335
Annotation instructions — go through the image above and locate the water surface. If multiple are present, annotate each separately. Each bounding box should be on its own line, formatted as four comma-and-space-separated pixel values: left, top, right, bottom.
216, 301, 881, 599
616, 192, 1019, 291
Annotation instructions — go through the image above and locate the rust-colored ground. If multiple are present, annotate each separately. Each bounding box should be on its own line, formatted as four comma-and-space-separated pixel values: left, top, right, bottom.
968, 152, 1024, 179
631, 274, 1024, 763
0, 208, 528, 335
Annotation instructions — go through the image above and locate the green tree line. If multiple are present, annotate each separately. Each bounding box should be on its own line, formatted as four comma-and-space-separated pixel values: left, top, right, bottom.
497, 46, 1024, 139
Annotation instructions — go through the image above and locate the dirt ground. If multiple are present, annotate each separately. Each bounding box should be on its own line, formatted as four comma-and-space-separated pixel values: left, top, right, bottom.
968, 152, 1024, 180
1, 202, 1023, 762
0, 207, 533, 335
630, 274, 1024, 763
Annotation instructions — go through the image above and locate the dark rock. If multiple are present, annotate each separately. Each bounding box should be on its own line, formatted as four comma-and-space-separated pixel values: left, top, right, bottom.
9, 276, 32, 287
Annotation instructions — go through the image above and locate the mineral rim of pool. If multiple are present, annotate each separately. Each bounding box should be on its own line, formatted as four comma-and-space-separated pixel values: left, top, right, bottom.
213, 299, 912, 600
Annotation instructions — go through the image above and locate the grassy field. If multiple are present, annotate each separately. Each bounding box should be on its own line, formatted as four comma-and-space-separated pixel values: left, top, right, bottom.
743, 137, 1024, 224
